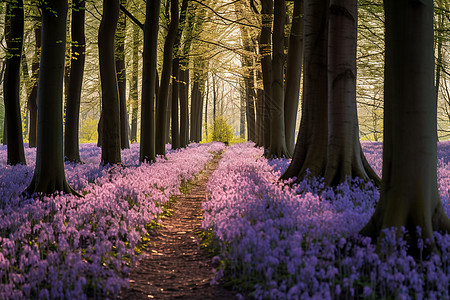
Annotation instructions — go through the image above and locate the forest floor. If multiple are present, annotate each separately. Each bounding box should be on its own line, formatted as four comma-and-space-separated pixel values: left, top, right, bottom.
119, 152, 237, 299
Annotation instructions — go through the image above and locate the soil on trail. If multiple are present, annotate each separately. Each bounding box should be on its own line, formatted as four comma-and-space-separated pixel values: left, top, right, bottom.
119, 155, 237, 300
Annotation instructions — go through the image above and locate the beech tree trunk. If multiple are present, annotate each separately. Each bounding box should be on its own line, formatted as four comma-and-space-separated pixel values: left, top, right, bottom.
155, 0, 179, 156
360, 0, 450, 255
284, 0, 304, 156
140, 0, 161, 162
268, 0, 289, 158
179, 69, 189, 147
171, 60, 180, 149
260, 0, 273, 149
324, 0, 379, 186
130, 22, 139, 143
99, 0, 121, 165
116, 0, 129, 149
4, 0, 26, 165
27, 24, 41, 148
64, 0, 86, 163
281, 0, 328, 180
25, 0, 76, 195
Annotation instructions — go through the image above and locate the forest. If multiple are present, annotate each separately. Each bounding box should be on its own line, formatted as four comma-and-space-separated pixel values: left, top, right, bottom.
0, 0, 449, 299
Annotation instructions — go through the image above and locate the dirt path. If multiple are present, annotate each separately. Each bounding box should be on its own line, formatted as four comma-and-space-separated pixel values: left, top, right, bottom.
119, 154, 236, 299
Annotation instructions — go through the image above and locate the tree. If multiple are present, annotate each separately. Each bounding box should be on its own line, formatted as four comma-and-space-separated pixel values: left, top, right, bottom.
259, 0, 273, 149
360, 0, 450, 254
281, 0, 379, 186
284, 0, 304, 156
99, 0, 121, 165
130, 21, 139, 143
25, 0, 76, 195
324, 0, 379, 186
116, 0, 129, 150
27, 14, 41, 149
3, 0, 26, 165
155, 0, 179, 156
280, 0, 329, 181
267, 0, 290, 158
64, 0, 86, 163
140, 0, 160, 162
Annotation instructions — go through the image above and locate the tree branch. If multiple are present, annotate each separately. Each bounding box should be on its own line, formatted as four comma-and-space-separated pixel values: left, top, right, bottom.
120, 4, 144, 30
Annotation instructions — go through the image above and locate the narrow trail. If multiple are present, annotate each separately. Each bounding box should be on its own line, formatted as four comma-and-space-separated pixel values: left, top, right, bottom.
120, 153, 236, 299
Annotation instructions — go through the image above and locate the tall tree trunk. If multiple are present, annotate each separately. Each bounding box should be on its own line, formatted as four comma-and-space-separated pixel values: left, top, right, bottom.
64, 0, 86, 163
255, 69, 264, 147
204, 75, 209, 140
268, 0, 289, 158
281, 0, 329, 181
99, 0, 121, 165
116, 0, 129, 149
171, 60, 180, 149
284, 0, 304, 156
324, 0, 379, 186
27, 24, 41, 148
196, 75, 204, 141
245, 72, 256, 141
4, 0, 26, 165
140, 0, 161, 162
155, 0, 179, 156
179, 69, 189, 147
260, 0, 273, 149
173, 0, 189, 148
361, 0, 450, 255
25, 0, 76, 195
240, 80, 246, 139
130, 22, 139, 143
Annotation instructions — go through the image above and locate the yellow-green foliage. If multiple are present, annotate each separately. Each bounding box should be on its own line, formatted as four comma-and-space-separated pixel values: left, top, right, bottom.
209, 116, 234, 145
80, 117, 98, 143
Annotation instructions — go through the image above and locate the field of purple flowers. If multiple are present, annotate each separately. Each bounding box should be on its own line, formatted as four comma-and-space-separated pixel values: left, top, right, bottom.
0, 142, 225, 299
203, 141, 450, 299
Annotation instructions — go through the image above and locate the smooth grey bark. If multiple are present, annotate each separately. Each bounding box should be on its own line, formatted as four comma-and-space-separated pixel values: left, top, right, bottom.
25, 0, 77, 195
361, 0, 450, 255
99, 0, 121, 165
324, 0, 379, 186
4, 0, 26, 165
140, 0, 161, 162
268, 0, 289, 158
64, 0, 86, 163
284, 0, 304, 156
155, 0, 179, 156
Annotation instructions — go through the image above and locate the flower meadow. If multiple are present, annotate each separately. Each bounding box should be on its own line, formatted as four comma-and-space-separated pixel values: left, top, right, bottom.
203, 141, 450, 299
0, 142, 225, 299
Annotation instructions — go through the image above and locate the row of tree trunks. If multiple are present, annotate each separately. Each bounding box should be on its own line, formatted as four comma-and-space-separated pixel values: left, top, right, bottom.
64, 0, 86, 163
4, 0, 26, 165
